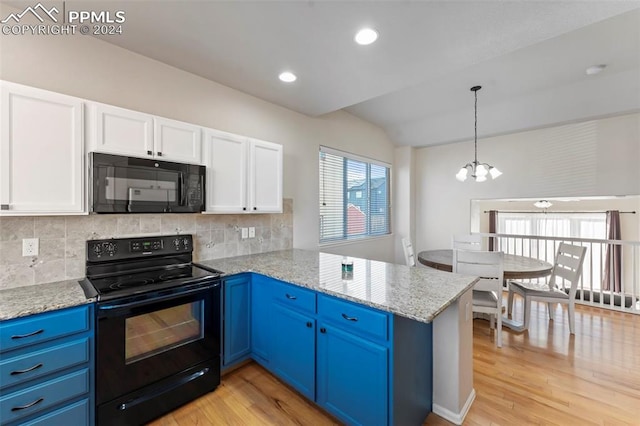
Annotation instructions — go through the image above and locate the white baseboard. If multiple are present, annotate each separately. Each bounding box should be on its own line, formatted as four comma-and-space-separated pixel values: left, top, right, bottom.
432, 388, 476, 425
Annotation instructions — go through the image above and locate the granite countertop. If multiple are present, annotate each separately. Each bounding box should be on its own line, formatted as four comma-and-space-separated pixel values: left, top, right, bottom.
0, 249, 477, 324
0, 279, 93, 321
197, 249, 477, 323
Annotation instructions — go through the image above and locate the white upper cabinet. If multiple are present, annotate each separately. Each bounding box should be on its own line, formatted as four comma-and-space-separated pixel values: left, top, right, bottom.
89, 103, 153, 157
248, 138, 283, 213
154, 117, 202, 164
204, 130, 282, 214
204, 130, 247, 213
88, 103, 202, 164
0, 81, 85, 215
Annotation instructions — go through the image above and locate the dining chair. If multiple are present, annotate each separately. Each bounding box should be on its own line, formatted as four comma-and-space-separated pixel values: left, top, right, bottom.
507, 242, 587, 334
401, 237, 416, 267
452, 234, 482, 250
453, 249, 505, 347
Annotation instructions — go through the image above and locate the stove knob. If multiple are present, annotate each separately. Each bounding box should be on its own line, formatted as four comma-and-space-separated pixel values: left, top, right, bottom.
182, 238, 190, 249
173, 238, 181, 250
103, 242, 118, 257
92, 243, 103, 257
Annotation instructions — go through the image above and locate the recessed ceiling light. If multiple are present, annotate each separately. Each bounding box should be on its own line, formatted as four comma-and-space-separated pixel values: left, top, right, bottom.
354, 28, 378, 45
585, 64, 607, 76
278, 71, 297, 83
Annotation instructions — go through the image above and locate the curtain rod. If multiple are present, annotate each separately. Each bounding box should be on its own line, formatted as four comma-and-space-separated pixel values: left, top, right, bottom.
483, 210, 636, 214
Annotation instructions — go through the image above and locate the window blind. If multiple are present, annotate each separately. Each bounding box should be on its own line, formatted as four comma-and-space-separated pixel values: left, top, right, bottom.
319, 146, 391, 243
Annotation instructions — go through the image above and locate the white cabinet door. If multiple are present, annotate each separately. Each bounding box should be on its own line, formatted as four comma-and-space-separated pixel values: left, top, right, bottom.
204, 129, 247, 213
89, 103, 154, 158
0, 82, 84, 214
154, 117, 202, 164
248, 138, 283, 213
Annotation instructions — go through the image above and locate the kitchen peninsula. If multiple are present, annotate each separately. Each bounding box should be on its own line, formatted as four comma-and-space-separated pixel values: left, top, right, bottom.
0, 249, 477, 426
197, 249, 477, 425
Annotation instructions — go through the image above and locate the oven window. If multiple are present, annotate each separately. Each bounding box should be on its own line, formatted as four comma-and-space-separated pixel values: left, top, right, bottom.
125, 301, 204, 364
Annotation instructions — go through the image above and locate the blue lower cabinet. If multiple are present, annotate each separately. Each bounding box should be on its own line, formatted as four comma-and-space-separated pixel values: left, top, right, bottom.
317, 323, 388, 426
22, 398, 90, 426
223, 275, 252, 366
271, 304, 315, 400
0, 305, 94, 426
251, 275, 273, 365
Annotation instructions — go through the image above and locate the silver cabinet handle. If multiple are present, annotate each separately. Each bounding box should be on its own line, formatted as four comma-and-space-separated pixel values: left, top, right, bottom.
157, 151, 163, 156
341, 313, 358, 322
285, 294, 297, 300
1, 204, 9, 210
11, 397, 44, 411
11, 329, 44, 339
10, 363, 43, 375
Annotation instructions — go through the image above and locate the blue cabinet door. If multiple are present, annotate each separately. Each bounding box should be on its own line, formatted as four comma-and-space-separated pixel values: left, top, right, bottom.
271, 304, 315, 401
223, 275, 251, 366
251, 274, 273, 365
317, 323, 388, 426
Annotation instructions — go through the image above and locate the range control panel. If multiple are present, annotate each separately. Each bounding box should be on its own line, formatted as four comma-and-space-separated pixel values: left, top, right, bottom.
87, 234, 193, 262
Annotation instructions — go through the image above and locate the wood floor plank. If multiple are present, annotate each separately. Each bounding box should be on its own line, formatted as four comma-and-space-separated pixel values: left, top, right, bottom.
149, 300, 640, 425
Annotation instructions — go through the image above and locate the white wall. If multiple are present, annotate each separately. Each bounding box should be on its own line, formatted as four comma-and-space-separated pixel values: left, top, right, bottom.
392, 146, 416, 264
0, 6, 397, 262
415, 113, 640, 251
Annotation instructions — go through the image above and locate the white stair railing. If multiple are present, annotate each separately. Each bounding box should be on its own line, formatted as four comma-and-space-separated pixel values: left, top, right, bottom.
477, 233, 640, 314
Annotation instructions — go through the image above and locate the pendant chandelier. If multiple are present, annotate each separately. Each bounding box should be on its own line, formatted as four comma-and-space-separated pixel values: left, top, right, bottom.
455, 86, 501, 182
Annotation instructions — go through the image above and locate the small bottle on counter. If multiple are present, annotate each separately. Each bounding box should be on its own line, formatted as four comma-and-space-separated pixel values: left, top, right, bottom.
341, 257, 353, 280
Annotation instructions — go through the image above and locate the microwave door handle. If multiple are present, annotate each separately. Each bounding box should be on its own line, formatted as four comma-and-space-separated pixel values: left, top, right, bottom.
179, 172, 187, 206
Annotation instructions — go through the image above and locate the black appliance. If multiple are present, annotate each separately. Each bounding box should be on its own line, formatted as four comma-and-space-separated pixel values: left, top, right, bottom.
80, 234, 221, 426
89, 152, 206, 213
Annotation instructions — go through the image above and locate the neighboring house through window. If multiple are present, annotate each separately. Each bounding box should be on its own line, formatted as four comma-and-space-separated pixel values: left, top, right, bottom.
319, 146, 391, 243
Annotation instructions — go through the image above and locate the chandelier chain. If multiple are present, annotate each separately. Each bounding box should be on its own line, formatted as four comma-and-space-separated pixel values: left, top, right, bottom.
474, 87, 478, 165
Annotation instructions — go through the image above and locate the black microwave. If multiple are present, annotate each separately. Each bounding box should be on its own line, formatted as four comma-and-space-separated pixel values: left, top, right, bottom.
89, 153, 206, 213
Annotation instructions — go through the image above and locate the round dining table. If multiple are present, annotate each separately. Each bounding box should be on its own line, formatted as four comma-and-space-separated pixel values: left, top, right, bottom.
417, 249, 553, 280
418, 249, 553, 332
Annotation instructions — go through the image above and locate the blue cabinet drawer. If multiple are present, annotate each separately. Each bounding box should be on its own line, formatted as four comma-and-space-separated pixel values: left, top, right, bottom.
318, 295, 389, 342
23, 398, 89, 426
0, 338, 90, 390
0, 368, 89, 424
0, 306, 89, 353
272, 281, 316, 314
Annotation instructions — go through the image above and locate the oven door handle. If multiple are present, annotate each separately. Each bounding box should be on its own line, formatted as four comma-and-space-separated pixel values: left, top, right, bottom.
98, 282, 219, 314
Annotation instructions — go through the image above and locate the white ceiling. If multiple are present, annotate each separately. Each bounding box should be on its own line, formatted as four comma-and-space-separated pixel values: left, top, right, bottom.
77, 1, 640, 147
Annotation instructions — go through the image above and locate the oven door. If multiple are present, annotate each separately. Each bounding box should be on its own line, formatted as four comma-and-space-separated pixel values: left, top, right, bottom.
95, 282, 220, 406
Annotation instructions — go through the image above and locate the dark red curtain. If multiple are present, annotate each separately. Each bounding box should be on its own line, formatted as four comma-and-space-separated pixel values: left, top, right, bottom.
488, 210, 497, 251
603, 210, 622, 293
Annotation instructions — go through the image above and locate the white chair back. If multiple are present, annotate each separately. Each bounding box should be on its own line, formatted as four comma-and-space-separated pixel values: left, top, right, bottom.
402, 238, 416, 267
453, 249, 505, 347
453, 249, 504, 291
452, 234, 482, 251
548, 242, 587, 298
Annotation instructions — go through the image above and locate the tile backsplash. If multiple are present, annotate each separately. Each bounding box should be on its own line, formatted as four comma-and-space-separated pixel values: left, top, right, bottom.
0, 199, 293, 290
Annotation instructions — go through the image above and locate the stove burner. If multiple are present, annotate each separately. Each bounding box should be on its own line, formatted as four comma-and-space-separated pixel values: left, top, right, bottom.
107, 277, 154, 291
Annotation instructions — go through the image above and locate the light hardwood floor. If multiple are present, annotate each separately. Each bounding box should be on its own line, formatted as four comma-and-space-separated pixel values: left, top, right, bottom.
150, 300, 640, 425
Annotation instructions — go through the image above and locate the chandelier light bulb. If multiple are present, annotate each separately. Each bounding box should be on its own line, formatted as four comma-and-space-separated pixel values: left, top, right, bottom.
489, 166, 502, 179
475, 163, 488, 177
456, 167, 468, 181
475, 175, 487, 182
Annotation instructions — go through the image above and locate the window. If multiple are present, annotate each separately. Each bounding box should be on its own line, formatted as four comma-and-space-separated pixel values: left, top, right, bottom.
319, 146, 391, 243
497, 212, 606, 286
